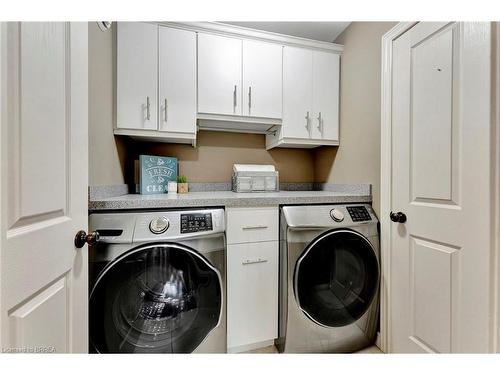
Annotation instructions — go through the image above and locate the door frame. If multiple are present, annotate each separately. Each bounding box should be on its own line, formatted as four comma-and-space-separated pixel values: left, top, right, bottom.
493, 22, 500, 354
380, 22, 417, 354
380, 21, 499, 353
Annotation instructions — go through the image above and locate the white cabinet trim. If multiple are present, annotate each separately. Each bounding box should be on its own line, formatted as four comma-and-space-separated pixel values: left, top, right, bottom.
266, 136, 339, 150
113, 128, 196, 145
158, 22, 343, 53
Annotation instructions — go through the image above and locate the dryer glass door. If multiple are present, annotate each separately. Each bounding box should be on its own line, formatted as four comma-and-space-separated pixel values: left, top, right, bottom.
89, 243, 222, 353
294, 229, 379, 327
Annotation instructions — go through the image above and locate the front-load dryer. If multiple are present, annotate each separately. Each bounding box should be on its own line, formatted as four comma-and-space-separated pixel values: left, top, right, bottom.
88, 208, 226, 353
277, 204, 379, 353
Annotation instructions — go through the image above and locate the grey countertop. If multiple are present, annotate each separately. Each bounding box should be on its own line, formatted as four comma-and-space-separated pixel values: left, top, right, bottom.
88, 190, 372, 211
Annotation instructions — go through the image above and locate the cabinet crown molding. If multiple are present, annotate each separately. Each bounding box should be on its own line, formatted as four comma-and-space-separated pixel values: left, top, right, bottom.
156, 22, 344, 53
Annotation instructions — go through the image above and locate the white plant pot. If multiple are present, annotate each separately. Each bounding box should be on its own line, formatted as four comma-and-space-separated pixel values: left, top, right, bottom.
167, 181, 178, 194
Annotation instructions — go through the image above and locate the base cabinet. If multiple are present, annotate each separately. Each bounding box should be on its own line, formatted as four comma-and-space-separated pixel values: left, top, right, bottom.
227, 241, 279, 351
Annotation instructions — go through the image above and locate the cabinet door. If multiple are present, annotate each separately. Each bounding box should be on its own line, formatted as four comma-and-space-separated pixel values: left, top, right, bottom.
159, 26, 196, 134
282, 46, 313, 139
312, 51, 340, 141
227, 241, 278, 350
242, 40, 282, 118
117, 22, 157, 130
198, 33, 242, 116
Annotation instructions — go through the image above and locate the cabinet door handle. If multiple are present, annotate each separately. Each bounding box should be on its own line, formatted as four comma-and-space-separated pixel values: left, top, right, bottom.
248, 86, 252, 112
146, 96, 151, 121
233, 85, 237, 112
242, 258, 268, 265
305, 111, 310, 131
242, 225, 268, 230
164, 98, 168, 122
317, 112, 323, 134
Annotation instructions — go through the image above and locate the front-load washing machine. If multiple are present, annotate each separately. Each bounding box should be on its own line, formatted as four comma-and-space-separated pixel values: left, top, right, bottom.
88, 208, 226, 353
277, 204, 379, 353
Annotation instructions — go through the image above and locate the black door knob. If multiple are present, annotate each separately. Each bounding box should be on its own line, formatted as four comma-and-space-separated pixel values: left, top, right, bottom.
74, 230, 100, 248
390, 211, 407, 223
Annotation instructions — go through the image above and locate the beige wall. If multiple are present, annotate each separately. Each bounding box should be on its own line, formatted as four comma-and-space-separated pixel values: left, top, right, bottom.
128, 131, 315, 183
88, 23, 314, 185
89, 22, 127, 186
315, 22, 397, 214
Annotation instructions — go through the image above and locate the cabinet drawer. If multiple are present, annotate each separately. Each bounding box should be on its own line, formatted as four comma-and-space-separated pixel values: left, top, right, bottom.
227, 241, 278, 350
226, 207, 278, 244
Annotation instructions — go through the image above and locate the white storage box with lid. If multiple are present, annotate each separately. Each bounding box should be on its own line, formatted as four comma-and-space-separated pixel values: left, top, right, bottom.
232, 164, 279, 193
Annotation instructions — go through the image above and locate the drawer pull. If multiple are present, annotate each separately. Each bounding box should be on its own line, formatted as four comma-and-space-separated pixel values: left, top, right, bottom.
242, 225, 268, 230
242, 258, 268, 265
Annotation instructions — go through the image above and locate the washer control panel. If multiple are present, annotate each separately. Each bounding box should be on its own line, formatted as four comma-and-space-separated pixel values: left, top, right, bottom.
346, 206, 372, 222
149, 216, 170, 234
181, 213, 213, 234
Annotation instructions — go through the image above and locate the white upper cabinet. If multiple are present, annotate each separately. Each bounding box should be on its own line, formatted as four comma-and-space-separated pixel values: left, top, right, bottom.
116, 22, 342, 147
198, 33, 242, 116
312, 51, 340, 141
198, 35, 283, 120
242, 40, 283, 118
116, 23, 196, 145
117, 22, 158, 130
159, 27, 197, 134
267, 45, 340, 149
282, 46, 313, 139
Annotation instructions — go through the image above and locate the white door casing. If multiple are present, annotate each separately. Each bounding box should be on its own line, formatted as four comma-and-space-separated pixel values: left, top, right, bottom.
117, 22, 158, 130
158, 26, 197, 134
0, 22, 88, 353
242, 40, 283, 119
282, 46, 313, 139
383, 22, 492, 353
198, 33, 242, 116
312, 51, 340, 141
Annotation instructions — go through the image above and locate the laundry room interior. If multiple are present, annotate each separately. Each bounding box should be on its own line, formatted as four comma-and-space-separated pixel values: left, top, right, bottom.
86, 20, 390, 354
1, 2, 500, 372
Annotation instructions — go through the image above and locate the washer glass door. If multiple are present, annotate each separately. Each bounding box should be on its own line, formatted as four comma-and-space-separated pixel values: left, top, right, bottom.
294, 229, 379, 327
90, 243, 222, 353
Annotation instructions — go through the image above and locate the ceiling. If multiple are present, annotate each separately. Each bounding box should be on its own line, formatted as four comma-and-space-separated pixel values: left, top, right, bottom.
220, 22, 351, 43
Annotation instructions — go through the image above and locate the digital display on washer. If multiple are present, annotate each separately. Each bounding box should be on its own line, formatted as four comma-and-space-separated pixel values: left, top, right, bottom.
346, 206, 372, 222
180, 213, 213, 233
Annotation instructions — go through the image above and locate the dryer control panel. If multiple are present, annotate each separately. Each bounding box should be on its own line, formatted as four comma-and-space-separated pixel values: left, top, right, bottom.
181, 213, 213, 233
346, 206, 372, 222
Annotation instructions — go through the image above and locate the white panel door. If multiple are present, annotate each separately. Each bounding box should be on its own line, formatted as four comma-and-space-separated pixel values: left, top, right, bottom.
242, 40, 282, 118
117, 22, 157, 130
390, 22, 491, 353
159, 26, 196, 134
227, 241, 278, 351
198, 33, 242, 116
312, 51, 339, 141
0, 22, 88, 353
282, 46, 312, 139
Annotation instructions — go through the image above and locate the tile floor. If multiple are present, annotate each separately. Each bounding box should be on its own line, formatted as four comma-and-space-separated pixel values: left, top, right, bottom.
244, 345, 383, 354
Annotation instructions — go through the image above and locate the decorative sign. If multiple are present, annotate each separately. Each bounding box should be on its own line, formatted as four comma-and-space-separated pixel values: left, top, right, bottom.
139, 155, 177, 195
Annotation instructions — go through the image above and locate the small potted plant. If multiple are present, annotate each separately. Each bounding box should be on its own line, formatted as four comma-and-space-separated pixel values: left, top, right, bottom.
177, 175, 189, 194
